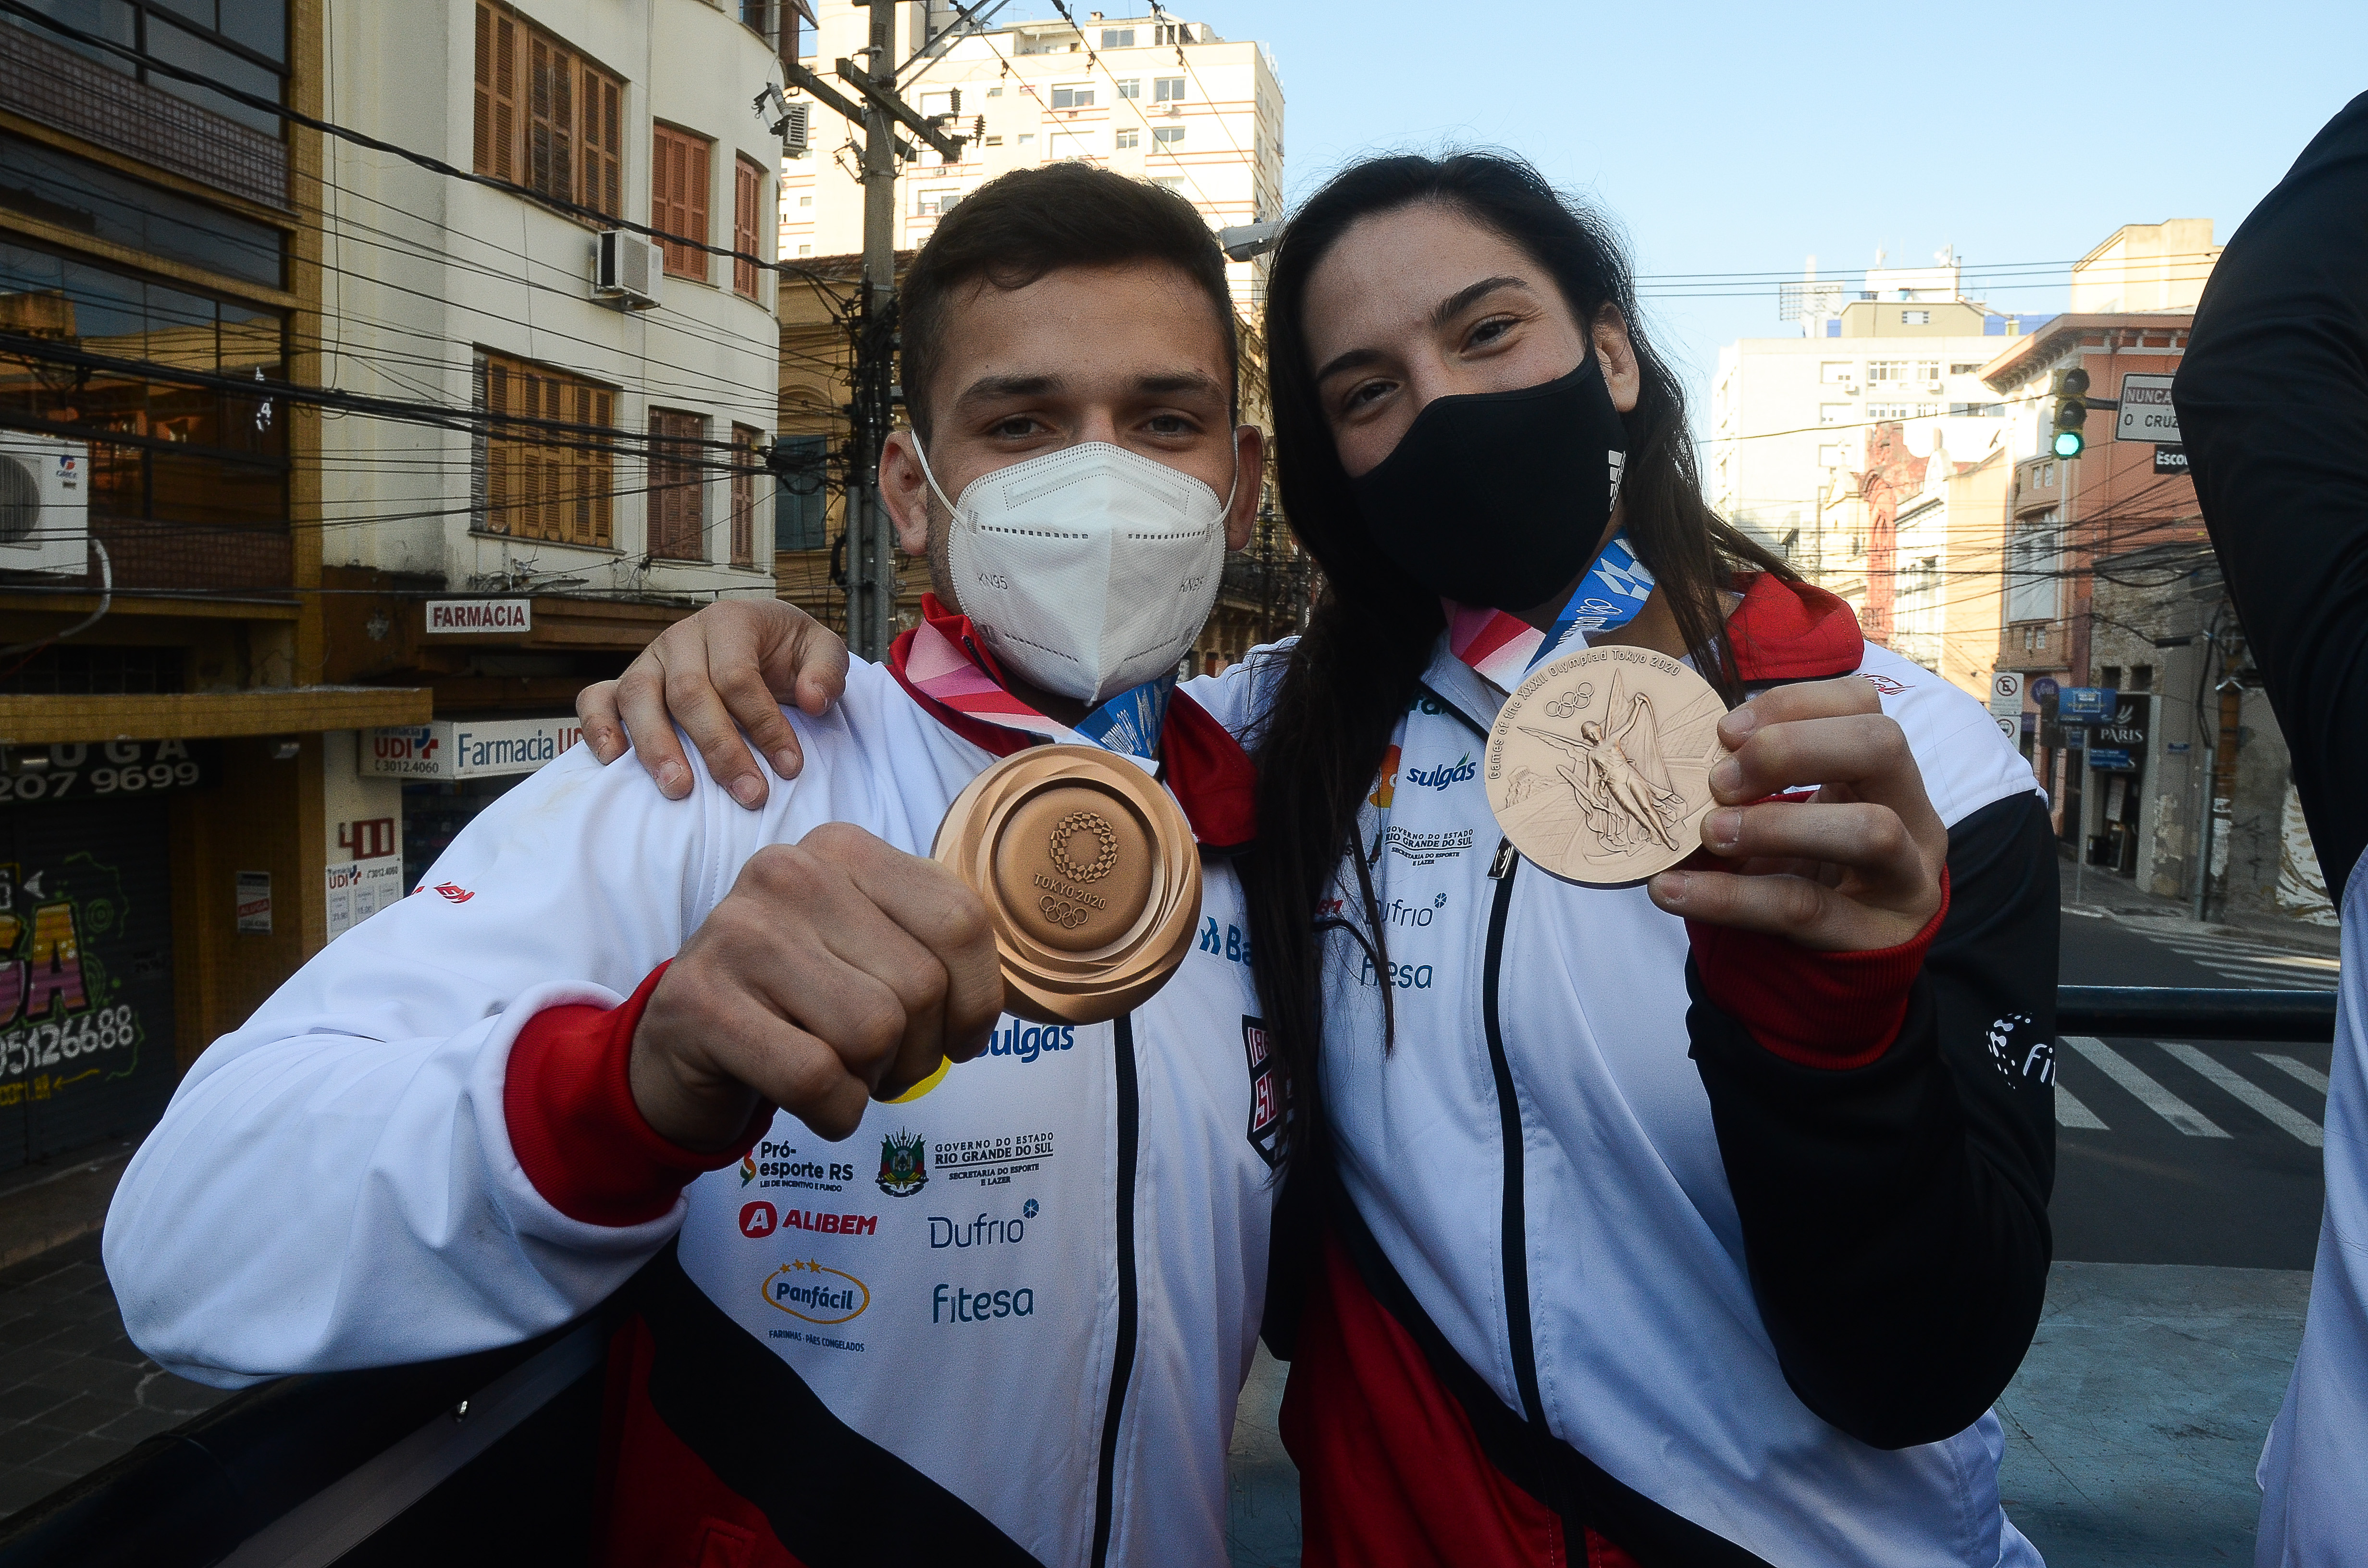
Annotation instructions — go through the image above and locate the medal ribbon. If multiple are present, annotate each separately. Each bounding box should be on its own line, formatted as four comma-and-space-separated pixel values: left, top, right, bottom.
1443, 529, 1657, 690
900, 619, 1167, 772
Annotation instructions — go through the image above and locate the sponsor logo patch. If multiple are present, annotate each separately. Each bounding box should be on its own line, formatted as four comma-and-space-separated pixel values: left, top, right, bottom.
932, 1281, 1036, 1323
1244, 1016, 1282, 1167
877, 1128, 929, 1198
928, 1211, 1027, 1249
763, 1259, 870, 1325
1383, 827, 1475, 867
433, 882, 473, 903
1404, 753, 1478, 791
745, 1139, 855, 1194
936, 1130, 1055, 1188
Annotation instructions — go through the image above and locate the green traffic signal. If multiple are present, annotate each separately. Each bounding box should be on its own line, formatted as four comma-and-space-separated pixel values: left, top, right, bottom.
2053, 429, 2084, 458
2048, 365, 2091, 458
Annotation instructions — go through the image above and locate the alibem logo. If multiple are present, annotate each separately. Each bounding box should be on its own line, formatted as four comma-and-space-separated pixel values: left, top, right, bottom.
1404, 752, 1477, 791
877, 1127, 928, 1197
763, 1260, 870, 1325
932, 1281, 1036, 1323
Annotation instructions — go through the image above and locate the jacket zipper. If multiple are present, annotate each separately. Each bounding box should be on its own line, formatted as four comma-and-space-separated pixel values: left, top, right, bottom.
1089, 1012, 1142, 1566
1483, 844, 1546, 1426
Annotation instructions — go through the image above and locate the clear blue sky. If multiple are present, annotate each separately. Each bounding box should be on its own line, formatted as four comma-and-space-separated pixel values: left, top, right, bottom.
1001, 1, 2368, 410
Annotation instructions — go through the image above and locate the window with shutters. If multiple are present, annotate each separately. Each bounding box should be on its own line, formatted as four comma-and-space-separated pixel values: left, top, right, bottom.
648, 408, 708, 560
653, 126, 713, 281
473, 351, 616, 548
733, 156, 765, 297
473, 4, 624, 220
731, 425, 763, 567
773, 435, 828, 552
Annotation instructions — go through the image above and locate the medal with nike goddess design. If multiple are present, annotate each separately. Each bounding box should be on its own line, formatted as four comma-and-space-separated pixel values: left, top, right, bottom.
1485, 645, 1732, 887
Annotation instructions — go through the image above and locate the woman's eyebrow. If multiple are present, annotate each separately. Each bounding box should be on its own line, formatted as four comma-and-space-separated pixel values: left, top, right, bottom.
1431, 275, 1533, 330
1313, 277, 1539, 387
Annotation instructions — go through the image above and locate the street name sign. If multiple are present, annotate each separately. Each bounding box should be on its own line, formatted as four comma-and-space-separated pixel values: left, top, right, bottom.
2115, 374, 2180, 443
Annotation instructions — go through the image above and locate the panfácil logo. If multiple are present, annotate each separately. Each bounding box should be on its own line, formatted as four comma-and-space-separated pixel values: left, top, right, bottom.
763, 1260, 870, 1325
1404, 753, 1477, 791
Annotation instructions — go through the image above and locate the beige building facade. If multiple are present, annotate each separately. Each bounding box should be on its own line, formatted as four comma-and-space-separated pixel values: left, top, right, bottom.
778, 5, 1283, 313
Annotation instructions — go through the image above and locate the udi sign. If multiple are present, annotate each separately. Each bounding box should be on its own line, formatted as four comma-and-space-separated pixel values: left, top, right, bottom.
362, 718, 584, 781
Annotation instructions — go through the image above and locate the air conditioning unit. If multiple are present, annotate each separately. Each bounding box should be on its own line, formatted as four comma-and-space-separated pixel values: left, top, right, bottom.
782, 99, 811, 159
593, 230, 662, 309
0, 430, 89, 575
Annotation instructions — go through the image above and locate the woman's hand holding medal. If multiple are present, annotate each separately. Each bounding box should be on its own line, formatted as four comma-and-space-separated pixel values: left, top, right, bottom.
1644, 676, 1949, 953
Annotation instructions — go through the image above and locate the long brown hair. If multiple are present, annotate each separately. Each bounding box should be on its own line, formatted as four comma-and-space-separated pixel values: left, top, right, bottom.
1242, 153, 1792, 1158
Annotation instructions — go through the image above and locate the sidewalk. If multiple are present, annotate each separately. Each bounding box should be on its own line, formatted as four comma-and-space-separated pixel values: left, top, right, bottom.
2057, 858, 2342, 956
0, 1144, 234, 1519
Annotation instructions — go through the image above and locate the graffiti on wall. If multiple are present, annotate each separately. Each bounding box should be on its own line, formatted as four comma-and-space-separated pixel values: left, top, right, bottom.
0, 854, 155, 1109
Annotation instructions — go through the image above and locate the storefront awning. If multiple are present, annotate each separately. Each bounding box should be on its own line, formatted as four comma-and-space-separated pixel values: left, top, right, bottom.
0, 686, 432, 745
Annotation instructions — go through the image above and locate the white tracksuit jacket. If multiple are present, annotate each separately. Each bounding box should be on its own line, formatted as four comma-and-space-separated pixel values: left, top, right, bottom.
1196, 624, 2060, 1567
103, 659, 1276, 1568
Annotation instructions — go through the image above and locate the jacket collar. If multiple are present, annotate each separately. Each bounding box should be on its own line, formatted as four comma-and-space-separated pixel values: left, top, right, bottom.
887, 595, 1256, 850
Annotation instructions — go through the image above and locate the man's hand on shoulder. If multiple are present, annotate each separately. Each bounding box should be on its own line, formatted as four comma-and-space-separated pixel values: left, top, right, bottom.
578, 598, 850, 809
631, 823, 1001, 1147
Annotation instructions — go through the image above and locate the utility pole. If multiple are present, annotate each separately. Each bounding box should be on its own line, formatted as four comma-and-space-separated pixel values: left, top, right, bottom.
784, 2, 968, 660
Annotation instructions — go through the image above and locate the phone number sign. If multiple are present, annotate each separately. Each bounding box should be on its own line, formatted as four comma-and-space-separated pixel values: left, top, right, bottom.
0, 741, 220, 808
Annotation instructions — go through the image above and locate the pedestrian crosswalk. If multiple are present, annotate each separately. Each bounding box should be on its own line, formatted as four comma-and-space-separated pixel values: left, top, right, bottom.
2134, 927, 2342, 989
2055, 1035, 2329, 1144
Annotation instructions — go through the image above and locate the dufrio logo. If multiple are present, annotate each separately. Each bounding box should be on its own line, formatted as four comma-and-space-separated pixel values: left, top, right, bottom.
877, 1128, 928, 1198
763, 1260, 870, 1325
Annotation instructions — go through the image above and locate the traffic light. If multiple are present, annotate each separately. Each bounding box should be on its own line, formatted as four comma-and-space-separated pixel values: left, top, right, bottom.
2049, 367, 2090, 458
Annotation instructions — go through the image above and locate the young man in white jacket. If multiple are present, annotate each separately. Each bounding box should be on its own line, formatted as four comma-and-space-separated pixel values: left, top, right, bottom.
104, 164, 1278, 1568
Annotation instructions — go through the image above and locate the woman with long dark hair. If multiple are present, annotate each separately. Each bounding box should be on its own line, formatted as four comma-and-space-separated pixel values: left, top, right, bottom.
582, 151, 2059, 1567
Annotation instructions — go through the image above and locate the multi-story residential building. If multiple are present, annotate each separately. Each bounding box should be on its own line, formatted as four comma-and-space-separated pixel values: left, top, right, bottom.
0, 0, 445, 1165
1709, 256, 2030, 561
315, 0, 790, 887
769, 5, 1305, 671
778, 5, 1283, 313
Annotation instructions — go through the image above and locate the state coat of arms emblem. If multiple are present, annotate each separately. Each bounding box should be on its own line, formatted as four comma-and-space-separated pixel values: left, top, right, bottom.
876, 1127, 928, 1198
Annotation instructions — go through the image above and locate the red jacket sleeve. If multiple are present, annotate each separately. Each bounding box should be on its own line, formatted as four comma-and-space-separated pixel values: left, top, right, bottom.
1686, 868, 1950, 1070
503, 963, 771, 1226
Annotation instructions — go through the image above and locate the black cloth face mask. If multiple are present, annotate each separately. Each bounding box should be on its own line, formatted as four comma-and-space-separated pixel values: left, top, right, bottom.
1349, 359, 1629, 612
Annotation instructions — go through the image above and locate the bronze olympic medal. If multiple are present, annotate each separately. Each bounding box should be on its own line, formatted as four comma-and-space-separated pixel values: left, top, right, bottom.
1484, 645, 1731, 888
932, 744, 1202, 1026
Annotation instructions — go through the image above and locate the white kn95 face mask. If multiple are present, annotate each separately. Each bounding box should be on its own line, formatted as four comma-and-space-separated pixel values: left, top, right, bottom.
914, 438, 1234, 706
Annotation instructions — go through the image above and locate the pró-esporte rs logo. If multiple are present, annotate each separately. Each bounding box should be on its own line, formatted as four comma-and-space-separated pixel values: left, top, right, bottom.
742, 1138, 856, 1192
877, 1128, 928, 1198
763, 1260, 869, 1324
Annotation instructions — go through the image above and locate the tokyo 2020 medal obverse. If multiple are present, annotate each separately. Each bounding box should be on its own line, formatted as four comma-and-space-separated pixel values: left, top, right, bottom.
932, 744, 1201, 1026
1485, 646, 1731, 887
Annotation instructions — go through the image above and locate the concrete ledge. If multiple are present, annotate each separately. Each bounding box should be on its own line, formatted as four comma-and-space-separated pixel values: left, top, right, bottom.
0, 687, 432, 744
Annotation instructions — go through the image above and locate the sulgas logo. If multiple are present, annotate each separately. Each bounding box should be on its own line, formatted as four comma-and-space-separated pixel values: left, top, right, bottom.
1404, 753, 1478, 791
764, 1260, 870, 1324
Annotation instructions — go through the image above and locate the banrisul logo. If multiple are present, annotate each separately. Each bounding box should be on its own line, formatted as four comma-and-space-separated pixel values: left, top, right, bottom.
877, 1127, 928, 1198
1404, 752, 1477, 791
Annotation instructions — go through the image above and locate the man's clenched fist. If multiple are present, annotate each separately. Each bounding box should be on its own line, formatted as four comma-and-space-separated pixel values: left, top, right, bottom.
631, 823, 1003, 1149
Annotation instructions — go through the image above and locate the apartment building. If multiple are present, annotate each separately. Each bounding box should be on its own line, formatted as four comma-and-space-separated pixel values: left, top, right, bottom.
315, 0, 790, 888
768, 5, 1306, 671
1708, 256, 2029, 559
778, 4, 1283, 313
0, 0, 449, 1163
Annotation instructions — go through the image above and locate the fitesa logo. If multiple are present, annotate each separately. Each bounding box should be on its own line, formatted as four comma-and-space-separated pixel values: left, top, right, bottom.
1358, 955, 1435, 990
987, 1020, 1075, 1063
932, 1281, 1036, 1323
763, 1260, 870, 1325
740, 1200, 877, 1239
928, 1211, 1027, 1249
877, 1128, 928, 1197
743, 1139, 855, 1189
1404, 753, 1478, 791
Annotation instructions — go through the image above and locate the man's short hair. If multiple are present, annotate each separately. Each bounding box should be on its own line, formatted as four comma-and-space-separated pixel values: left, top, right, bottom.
900, 162, 1240, 436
